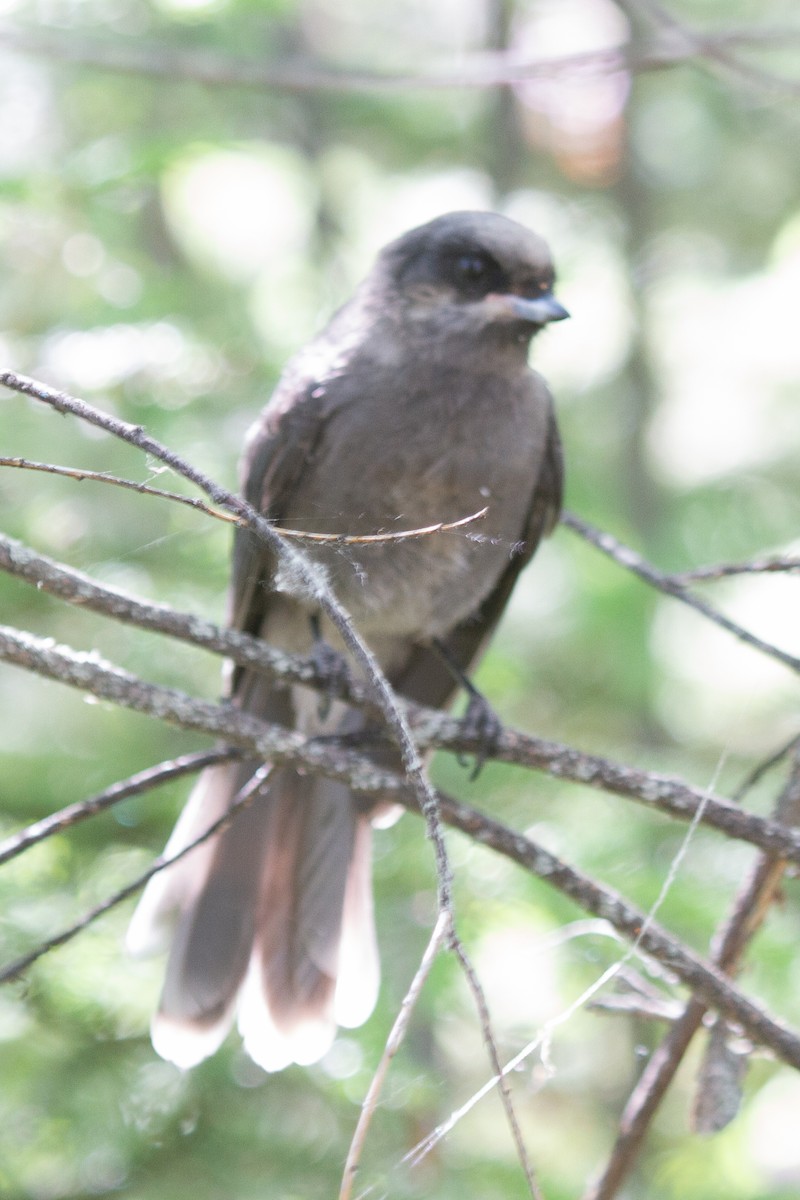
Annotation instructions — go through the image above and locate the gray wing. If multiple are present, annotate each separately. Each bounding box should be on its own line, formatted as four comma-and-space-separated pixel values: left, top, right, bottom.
227, 385, 332, 691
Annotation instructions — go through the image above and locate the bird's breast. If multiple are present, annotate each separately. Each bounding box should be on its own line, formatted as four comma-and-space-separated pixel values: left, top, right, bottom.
274, 365, 550, 638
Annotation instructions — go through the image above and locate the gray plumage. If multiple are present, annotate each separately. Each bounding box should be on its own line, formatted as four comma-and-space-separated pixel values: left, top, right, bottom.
127, 210, 568, 1070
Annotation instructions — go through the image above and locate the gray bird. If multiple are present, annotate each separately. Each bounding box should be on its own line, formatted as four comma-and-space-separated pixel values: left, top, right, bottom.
127, 210, 569, 1071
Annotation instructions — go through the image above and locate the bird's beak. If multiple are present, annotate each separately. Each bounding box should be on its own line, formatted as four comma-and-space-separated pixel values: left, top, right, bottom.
504, 292, 570, 325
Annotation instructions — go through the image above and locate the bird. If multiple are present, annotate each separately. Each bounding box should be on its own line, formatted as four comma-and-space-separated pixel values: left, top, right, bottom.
127, 210, 569, 1072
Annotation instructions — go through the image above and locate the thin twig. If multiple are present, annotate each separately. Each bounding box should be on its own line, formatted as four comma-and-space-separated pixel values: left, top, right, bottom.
0, 765, 273, 984
675, 556, 800, 583
409, 766, 714, 1173
278, 507, 489, 545
0, 456, 240, 523
450, 936, 543, 1199
561, 511, 800, 675
0, 749, 239, 867
0, 456, 487, 545
731, 732, 800, 804
339, 912, 451, 1200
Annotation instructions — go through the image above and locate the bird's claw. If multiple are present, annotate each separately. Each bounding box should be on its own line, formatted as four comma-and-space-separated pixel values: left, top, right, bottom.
458, 691, 503, 780
310, 638, 350, 721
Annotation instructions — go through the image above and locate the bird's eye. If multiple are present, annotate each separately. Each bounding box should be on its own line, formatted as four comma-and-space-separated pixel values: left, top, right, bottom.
455, 255, 488, 281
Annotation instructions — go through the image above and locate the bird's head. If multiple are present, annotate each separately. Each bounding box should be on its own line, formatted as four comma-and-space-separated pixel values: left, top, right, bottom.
374, 211, 569, 350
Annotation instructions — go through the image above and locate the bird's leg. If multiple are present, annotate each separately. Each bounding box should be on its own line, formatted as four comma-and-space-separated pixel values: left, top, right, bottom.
309, 613, 351, 721
432, 638, 503, 780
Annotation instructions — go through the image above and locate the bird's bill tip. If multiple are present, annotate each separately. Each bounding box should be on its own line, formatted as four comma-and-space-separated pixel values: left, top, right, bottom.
493, 292, 570, 326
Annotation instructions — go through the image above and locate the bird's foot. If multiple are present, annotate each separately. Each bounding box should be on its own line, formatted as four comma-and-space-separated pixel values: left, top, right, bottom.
458, 690, 503, 781
309, 619, 350, 721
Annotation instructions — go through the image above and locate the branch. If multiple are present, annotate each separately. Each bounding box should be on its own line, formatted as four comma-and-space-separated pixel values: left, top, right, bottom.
561, 512, 800, 676
0, 456, 240, 524
0, 763, 273, 983
4, 618, 800, 870
449, 934, 542, 1198
437, 791, 800, 1072
0, 370, 449, 912
584, 747, 800, 1200
339, 912, 451, 1200
675, 555, 800, 583
0, 458, 488, 546
2, 18, 798, 97
4, 733, 800, 1078
617, 0, 800, 98
0, 748, 240, 867
0, 623, 400, 796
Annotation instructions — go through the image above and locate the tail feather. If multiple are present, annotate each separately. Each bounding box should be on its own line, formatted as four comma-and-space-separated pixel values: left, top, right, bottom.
126, 761, 253, 958
335, 818, 379, 1028
128, 760, 380, 1070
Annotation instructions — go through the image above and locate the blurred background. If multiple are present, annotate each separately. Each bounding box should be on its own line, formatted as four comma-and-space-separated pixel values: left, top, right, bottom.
1, 0, 799, 1196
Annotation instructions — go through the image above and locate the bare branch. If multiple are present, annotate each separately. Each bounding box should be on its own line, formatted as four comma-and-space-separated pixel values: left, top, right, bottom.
1, 18, 798, 97
420, 715, 800, 864
561, 511, 800, 675
339, 912, 451, 1200
1, 456, 488, 547
0, 765, 273, 984
3, 609, 800, 872
4, 615, 800, 869
5, 742, 800, 1079
0, 455, 240, 524
617, 0, 800, 98
436, 790, 800, 1072
0, 749, 240, 867
583, 748, 800, 1200
450, 934, 543, 1199
0, 623, 396, 795
731, 733, 800, 803
675, 556, 800, 583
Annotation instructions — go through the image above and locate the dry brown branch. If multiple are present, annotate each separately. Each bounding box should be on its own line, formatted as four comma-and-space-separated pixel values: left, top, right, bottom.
0, 455, 240, 523
675, 556, 800, 582
584, 749, 800, 1200
0, 456, 487, 546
